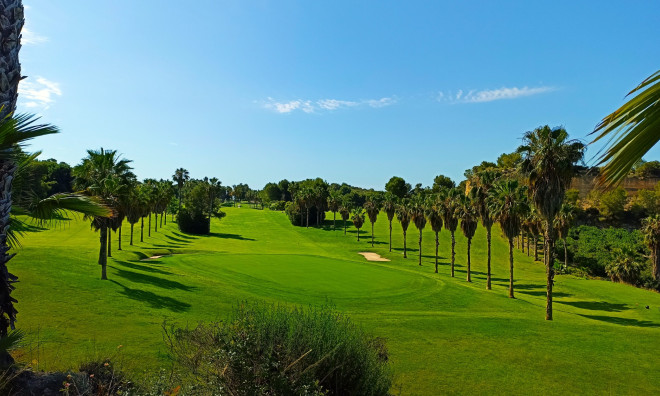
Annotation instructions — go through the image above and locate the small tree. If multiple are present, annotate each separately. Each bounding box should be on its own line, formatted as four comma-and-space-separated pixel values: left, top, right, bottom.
339, 205, 351, 235
410, 197, 427, 266
426, 196, 443, 273
364, 200, 379, 247
457, 195, 478, 282
351, 208, 365, 242
327, 192, 341, 230
396, 200, 411, 258
381, 194, 397, 252
440, 188, 460, 277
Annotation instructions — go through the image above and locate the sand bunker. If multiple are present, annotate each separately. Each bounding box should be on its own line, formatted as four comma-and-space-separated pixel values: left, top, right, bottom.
141, 255, 165, 261
358, 252, 390, 262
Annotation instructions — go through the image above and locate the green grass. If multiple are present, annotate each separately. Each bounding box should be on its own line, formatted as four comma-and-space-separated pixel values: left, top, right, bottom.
11, 208, 660, 395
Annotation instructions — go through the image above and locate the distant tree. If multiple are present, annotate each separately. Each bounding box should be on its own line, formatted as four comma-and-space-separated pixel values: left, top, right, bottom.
385, 176, 411, 199
173, 168, 190, 213
440, 188, 461, 277
464, 161, 496, 180
426, 196, 443, 273
381, 194, 397, 252
634, 160, 660, 178
278, 179, 292, 201
496, 151, 522, 170
457, 195, 478, 282
432, 175, 455, 192
327, 192, 341, 229
364, 200, 379, 247
339, 204, 351, 235
564, 189, 580, 205
471, 170, 498, 289
554, 203, 576, 271
606, 247, 644, 284
642, 214, 660, 281
261, 182, 282, 204
518, 125, 584, 320
410, 197, 427, 266
598, 187, 627, 218
489, 180, 529, 298
396, 200, 411, 258
351, 208, 365, 242
45, 160, 74, 194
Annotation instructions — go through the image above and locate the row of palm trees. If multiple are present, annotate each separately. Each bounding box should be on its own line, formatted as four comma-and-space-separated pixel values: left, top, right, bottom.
321, 126, 585, 321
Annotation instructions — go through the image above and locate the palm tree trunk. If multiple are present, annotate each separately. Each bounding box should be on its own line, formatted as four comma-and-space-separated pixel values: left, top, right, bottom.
534, 235, 538, 261
403, 230, 407, 258
418, 229, 422, 266
140, 217, 144, 242
107, 229, 112, 257
389, 220, 393, 252
154, 212, 158, 232
164, 210, 167, 225
450, 231, 455, 277
508, 237, 514, 298
333, 212, 336, 229
357, 227, 360, 241
99, 224, 108, 280
435, 231, 439, 273
371, 223, 374, 247
466, 237, 472, 282
344, 220, 347, 235
527, 233, 530, 256
563, 237, 568, 271
148, 213, 151, 237
161, 211, 164, 227
545, 221, 555, 321
306, 207, 309, 228
0, 159, 19, 338
130, 223, 134, 245
486, 226, 492, 290
118, 224, 122, 251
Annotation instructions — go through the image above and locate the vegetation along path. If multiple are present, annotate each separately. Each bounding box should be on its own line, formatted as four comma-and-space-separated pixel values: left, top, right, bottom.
13, 207, 660, 395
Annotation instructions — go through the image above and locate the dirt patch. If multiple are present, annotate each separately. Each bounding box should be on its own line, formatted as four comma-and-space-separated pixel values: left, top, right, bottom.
358, 252, 390, 262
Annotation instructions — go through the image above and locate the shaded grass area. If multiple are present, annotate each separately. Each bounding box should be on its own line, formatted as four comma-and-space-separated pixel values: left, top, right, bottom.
11, 207, 660, 395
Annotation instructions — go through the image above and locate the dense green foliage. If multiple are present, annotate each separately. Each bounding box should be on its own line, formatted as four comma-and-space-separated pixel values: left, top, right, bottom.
164, 303, 392, 395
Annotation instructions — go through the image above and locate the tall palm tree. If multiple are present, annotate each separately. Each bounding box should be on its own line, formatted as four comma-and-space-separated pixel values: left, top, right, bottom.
641, 214, 660, 281
518, 125, 584, 320
351, 208, 365, 242
590, 70, 660, 187
74, 148, 134, 280
382, 193, 397, 252
426, 196, 443, 273
327, 192, 340, 230
489, 180, 529, 298
339, 204, 351, 235
172, 168, 189, 214
364, 200, 379, 247
441, 188, 460, 277
471, 170, 498, 289
554, 203, 575, 271
125, 183, 143, 245
457, 195, 478, 282
396, 200, 411, 258
410, 197, 427, 266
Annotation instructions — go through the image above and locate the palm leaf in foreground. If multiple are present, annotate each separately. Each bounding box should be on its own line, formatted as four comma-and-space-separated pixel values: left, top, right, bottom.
590, 70, 660, 187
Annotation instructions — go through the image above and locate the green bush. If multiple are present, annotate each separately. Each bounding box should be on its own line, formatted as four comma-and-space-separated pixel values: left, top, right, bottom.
285, 201, 325, 226
177, 208, 210, 234
164, 302, 392, 395
269, 200, 286, 211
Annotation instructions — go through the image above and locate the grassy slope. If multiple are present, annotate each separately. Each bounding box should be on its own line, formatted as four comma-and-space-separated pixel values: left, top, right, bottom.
11, 207, 660, 395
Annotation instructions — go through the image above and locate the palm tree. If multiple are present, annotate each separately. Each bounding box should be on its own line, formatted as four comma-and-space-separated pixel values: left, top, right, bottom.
518, 125, 584, 320
641, 214, 660, 280
173, 168, 189, 214
396, 200, 411, 258
457, 195, 478, 282
590, 70, 660, 187
441, 188, 460, 277
382, 193, 397, 252
364, 200, 379, 247
554, 203, 575, 271
410, 197, 427, 266
471, 170, 498, 289
426, 196, 443, 273
351, 208, 365, 241
327, 192, 340, 229
125, 183, 143, 245
74, 148, 134, 280
339, 204, 351, 235
489, 179, 528, 298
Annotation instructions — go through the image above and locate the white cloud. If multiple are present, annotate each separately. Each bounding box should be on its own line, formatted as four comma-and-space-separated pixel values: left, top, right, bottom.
263, 96, 396, 113
439, 86, 555, 104
18, 76, 62, 110
22, 27, 48, 45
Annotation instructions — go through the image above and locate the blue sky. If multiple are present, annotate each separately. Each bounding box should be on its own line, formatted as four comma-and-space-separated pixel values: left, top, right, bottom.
18, 0, 660, 190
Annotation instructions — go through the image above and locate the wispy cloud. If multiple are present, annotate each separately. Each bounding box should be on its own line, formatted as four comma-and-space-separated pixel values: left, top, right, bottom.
18, 76, 62, 110
438, 86, 555, 104
263, 96, 397, 114
22, 27, 48, 45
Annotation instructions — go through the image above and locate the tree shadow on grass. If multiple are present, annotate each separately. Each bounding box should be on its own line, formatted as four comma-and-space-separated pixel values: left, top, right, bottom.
579, 314, 660, 328
493, 282, 574, 298
392, 247, 420, 253
116, 260, 173, 275
163, 234, 192, 244
557, 300, 630, 312
109, 267, 196, 292
208, 232, 256, 241
171, 231, 199, 240
109, 280, 191, 313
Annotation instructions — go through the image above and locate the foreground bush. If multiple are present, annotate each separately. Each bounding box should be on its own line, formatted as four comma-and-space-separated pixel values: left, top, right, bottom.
164, 302, 392, 395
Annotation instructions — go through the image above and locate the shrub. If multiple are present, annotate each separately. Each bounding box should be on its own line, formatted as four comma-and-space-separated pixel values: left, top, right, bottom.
269, 200, 286, 211
605, 247, 645, 284
177, 208, 210, 234
164, 302, 392, 395
599, 187, 627, 218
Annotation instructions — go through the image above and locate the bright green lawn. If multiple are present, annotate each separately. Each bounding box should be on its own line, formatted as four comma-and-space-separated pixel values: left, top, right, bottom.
11, 207, 660, 395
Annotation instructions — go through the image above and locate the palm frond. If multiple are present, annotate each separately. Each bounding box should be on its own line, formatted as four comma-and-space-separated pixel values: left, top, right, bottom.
28, 193, 111, 224
590, 70, 660, 188
0, 113, 59, 160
